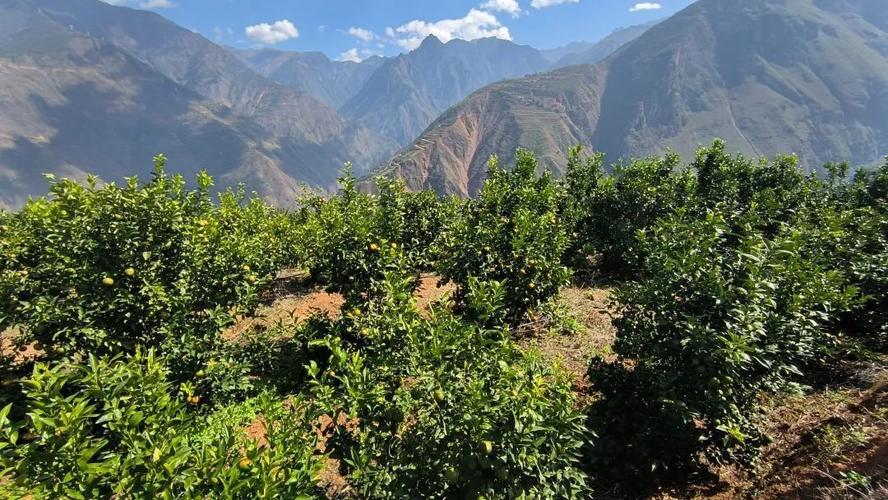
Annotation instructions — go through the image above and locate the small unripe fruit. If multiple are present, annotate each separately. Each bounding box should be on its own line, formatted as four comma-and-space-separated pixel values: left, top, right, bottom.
102, 277, 115, 287
444, 467, 459, 483
242, 264, 251, 272
433, 389, 445, 403
369, 243, 380, 252
195, 370, 205, 378
390, 242, 398, 250
246, 274, 257, 284
482, 440, 494, 455
124, 267, 135, 277
351, 307, 362, 317
238, 457, 252, 470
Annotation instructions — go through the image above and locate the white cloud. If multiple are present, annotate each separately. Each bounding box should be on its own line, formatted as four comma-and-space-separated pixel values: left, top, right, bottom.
338, 48, 363, 63
245, 20, 299, 45
629, 2, 662, 12
391, 8, 511, 51
101, 0, 176, 8
347, 27, 376, 43
141, 0, 175, 7
481, 0, 521, 17
530, 0, 579, 8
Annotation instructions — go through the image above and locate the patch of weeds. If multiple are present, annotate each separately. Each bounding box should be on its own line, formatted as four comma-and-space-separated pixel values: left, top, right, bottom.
813, 424, 869, 465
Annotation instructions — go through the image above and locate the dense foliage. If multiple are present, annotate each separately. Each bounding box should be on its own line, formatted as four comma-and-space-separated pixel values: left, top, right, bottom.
0, 143, 884, 496
0, 350, 321, 498
439, 151, 571, 323
0, 156, 299, 379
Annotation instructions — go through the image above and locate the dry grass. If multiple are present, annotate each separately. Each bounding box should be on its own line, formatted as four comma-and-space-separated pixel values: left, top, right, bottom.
517, 286, 617, 406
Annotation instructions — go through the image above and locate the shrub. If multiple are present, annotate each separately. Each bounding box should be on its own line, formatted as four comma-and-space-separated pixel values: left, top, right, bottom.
307, 275, 590, 499
693, 140, 826, 235
304, 169, 421, 304
0, 157, 297, 368
588, 211, 855, 483
374, 177, 452, 270
562, 147, 695, 277
439, 151, 571, 324
841, 162, 888, 350
0, 349, 322, 498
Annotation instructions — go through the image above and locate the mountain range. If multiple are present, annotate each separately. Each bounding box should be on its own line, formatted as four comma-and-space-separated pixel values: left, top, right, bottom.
382, 0, 888, 196
0, 0, 397, 209
0, 0, 651, 208
2, 0, 885, 206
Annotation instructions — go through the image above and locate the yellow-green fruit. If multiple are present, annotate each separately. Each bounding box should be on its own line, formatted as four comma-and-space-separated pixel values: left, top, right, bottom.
195, 370, 206, 378
482, 440, 494, 455
238, 457, 252, 470
247, 274, 257, 284
444, 467, 459, 483
124, 267, 135, 277
433, 389, 446, 402
102, 277, 115, 287
242, 264, 251, 272
369, 243, 380, 252
390, 242, 398, 250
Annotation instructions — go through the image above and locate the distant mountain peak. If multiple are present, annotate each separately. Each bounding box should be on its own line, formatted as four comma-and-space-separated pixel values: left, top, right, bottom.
418, 34, 444, 49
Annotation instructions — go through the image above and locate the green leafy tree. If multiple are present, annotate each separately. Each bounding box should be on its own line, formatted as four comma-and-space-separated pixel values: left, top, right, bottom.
439, 151, 571, 324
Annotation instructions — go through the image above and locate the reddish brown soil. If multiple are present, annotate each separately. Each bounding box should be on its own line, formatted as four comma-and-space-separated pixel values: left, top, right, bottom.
415, 274, 456, 314
225, 272, 454, 341
0, 327, 40, 364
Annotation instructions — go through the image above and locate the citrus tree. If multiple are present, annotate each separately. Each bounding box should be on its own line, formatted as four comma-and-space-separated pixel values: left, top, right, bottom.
589, 210, 856, 484
0, 157, 297, 372
0, 350, 322, 498
439, 151, 571, 324
306, 270, 590, 498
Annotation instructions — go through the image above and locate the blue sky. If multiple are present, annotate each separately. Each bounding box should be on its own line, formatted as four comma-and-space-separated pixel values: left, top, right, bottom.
107, 1, 696, 61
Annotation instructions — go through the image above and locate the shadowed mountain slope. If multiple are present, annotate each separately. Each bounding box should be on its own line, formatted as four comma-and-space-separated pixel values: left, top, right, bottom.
381, 0, 888, 197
